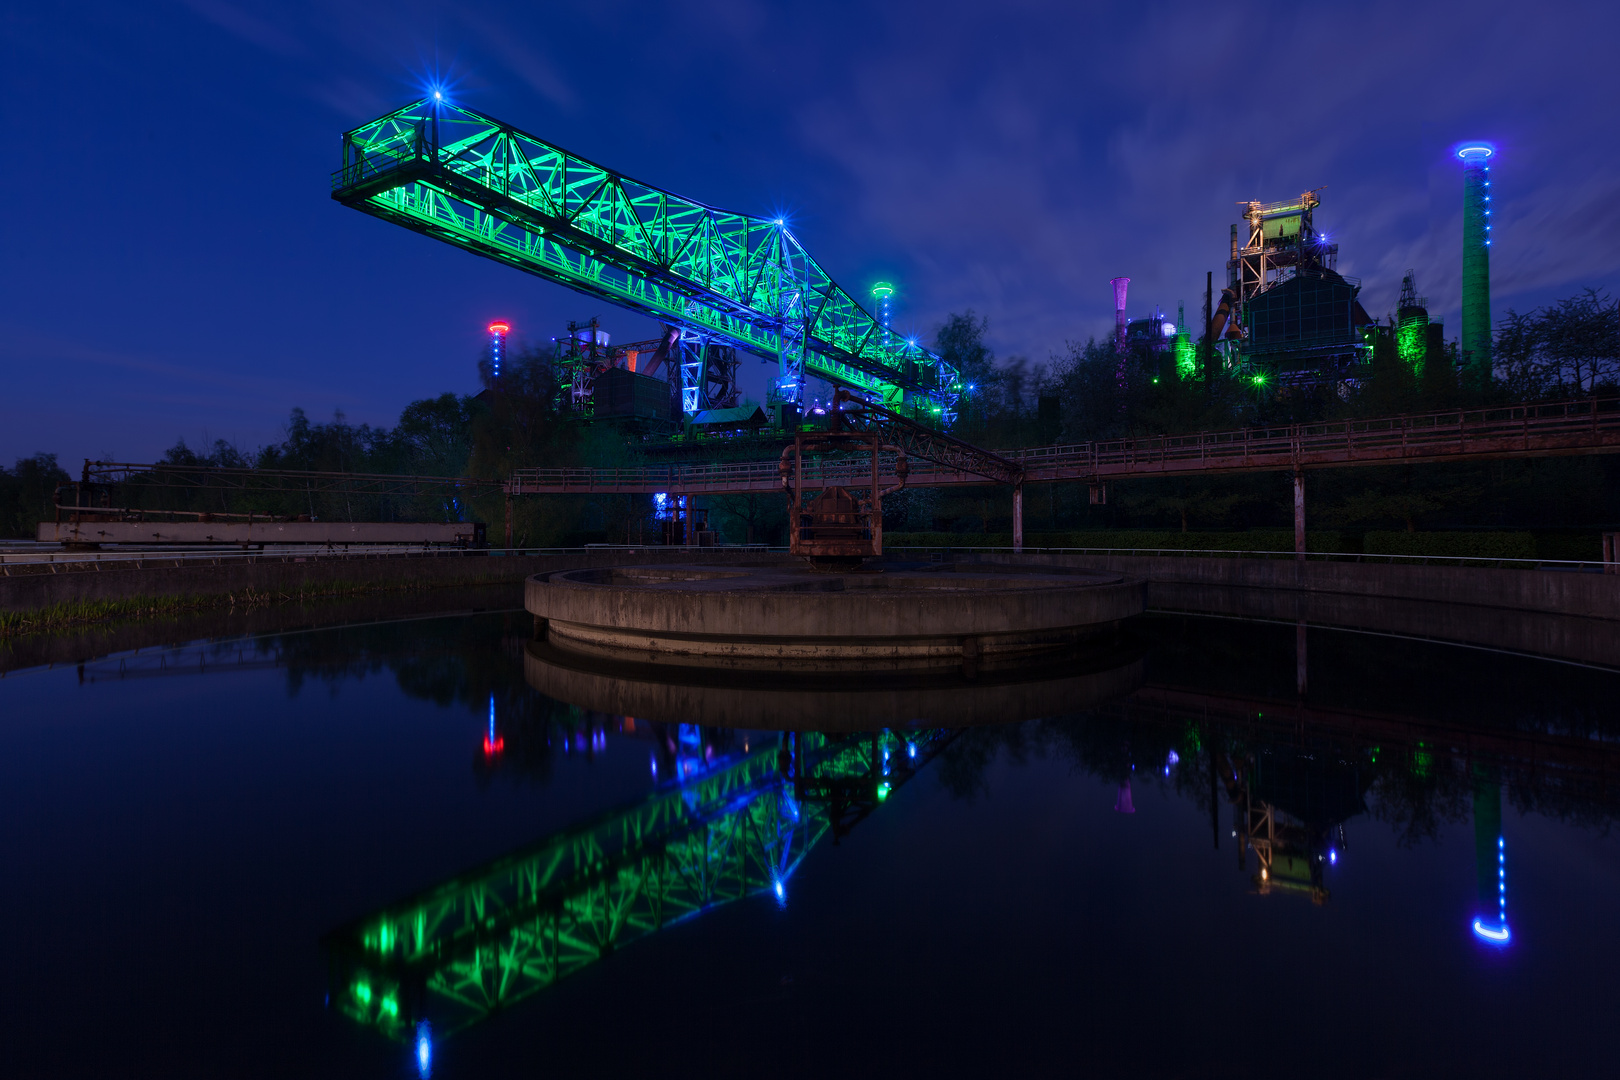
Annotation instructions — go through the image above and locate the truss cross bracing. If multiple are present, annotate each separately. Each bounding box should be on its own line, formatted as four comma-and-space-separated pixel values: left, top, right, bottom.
324, 728, 953, 1042
332, 99, 959, 421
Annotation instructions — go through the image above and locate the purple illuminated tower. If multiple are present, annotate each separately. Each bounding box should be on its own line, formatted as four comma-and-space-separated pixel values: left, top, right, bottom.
1110, 276, 1130, 354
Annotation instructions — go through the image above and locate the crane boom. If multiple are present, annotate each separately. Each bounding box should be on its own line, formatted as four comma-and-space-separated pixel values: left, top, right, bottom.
331, 99, 960, 422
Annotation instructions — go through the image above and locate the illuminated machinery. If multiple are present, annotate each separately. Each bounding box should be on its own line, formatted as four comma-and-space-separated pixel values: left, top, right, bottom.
780, 388, 1022, 565
1218, 190, 1374, 387
324, 728, 954, 1046
331, 99, 961, 426
1107, 278, 1194, 382
1395, 270, 1445, 378
553, 318, 744, 423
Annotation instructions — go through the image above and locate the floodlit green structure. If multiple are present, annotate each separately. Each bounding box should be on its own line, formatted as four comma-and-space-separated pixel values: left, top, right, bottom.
331, 99, 959, 422
1396, 270, 1430, 377
1174, 302, 1196, 379
325, 727, 951, 1042
1457, 143, 1494, 386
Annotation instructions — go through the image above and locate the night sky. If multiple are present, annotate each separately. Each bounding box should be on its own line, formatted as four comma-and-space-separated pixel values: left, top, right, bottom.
3, 1, 1615, 465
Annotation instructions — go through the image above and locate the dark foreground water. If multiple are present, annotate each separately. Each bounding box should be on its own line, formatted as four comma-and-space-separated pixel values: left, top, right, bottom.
3, 605, 1618, 1079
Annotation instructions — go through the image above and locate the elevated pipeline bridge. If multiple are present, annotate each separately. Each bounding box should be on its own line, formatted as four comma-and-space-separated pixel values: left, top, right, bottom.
511, 396, 1620, 495
331, 99, 959, 421
55, 398, 1620, 552
324, 727, 954, 1044
509, 395, 1620, 552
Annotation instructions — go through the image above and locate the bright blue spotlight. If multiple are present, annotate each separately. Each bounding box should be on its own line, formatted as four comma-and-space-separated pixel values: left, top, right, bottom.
415, 1020, 433, 1078
1329, 848, 1337, 865
1472, 919, 1511, 945
772, 878, 786, 907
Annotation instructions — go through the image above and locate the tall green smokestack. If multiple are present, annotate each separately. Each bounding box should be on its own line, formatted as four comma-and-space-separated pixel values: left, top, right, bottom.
1457, 143, 1495, 388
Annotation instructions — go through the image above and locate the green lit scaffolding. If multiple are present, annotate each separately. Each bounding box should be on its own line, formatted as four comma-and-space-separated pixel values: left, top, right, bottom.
331, 99, 961, 423
324, 727, 953, 1042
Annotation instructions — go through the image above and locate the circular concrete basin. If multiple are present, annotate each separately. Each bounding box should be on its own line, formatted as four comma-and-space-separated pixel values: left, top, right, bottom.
526, 562, 1145, 671
523, 636, 1146, 730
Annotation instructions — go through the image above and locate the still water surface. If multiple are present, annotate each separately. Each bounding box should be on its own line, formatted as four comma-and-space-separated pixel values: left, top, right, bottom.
2, 607, 1617, 1078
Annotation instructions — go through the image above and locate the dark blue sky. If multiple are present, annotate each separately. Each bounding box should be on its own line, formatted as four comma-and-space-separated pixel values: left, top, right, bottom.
3, 0, 1615, 465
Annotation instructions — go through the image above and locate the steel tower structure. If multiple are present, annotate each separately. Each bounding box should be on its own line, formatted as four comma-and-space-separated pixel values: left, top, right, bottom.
870, 281, 894, 328
1227, 190, 1337, 320
1457, 143, 1494, 386
331, 99, 959, 423
486, 319, 509, 379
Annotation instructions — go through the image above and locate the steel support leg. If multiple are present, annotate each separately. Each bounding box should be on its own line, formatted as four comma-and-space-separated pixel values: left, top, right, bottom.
1012, 483, 1024, 554
1295, 619, 1307, 697
504, 489, 513, 549
1293, 468, 1305, 561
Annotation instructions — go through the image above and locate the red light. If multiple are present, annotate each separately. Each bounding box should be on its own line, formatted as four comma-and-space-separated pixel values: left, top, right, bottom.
483, 735, 505, 756
488, 321, 510, 335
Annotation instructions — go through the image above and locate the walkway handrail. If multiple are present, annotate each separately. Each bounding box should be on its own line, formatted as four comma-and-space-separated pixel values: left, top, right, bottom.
882, 544, 1613, 573
509, 395, 1620, 493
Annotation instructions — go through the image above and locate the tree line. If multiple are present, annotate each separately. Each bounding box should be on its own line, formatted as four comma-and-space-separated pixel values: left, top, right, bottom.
4, 289, 1616, 541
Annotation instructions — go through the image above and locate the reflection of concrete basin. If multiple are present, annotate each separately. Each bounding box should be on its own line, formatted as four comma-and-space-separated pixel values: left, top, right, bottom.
522, 637, 1146, 730
526, 562, 1145, 672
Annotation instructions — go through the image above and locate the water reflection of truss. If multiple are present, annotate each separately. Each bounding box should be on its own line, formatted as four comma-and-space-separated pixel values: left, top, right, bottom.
323, 727, 953, 1042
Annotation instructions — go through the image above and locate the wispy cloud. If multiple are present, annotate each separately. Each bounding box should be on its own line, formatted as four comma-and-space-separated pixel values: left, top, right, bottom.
455, 8, 576, 111
175, 0, 307, 57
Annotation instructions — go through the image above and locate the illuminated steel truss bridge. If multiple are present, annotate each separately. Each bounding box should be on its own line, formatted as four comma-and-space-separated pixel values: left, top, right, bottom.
324, 726, 954, 1043
331, 99, 960, 422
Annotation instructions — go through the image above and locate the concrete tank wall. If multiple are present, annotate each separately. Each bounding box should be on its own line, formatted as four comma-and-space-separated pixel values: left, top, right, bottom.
975, 553, 1620, 620
0, 549, 793, 617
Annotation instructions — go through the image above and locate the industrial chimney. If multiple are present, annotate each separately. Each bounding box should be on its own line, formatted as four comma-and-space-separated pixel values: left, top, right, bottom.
1110, 276, 1130, 354
1456, 143, 1494, 388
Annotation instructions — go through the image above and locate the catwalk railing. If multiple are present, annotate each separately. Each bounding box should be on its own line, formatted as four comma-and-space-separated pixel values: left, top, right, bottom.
509, 396, 1620, 494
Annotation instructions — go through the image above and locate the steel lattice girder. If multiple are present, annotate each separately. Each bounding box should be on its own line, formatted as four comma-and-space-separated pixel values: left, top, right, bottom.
324, 747, 818, 1039
325, 729, 953, 1041
331, 100, 959, 416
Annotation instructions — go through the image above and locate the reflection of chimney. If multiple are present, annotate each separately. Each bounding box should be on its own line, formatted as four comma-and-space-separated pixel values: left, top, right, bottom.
1114, 779, 1135, 814
1110, 276, 1130, 354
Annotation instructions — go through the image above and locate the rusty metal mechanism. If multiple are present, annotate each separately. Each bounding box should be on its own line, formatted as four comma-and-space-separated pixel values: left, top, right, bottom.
779, 430, 907, 568
779, 391, 1031, 565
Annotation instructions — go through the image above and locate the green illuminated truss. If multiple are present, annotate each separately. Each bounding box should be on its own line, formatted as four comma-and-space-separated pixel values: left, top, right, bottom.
325, 728, 952, 1041
331, 100, 959, 420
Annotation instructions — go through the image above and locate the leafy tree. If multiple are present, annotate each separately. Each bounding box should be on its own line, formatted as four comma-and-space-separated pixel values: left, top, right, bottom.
0, 453, 71, 538
1493, 289, 1619, 396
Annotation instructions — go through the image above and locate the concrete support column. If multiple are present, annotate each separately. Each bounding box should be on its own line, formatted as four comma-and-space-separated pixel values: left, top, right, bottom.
1012, 482, 1024, 554
1292, 468, 1305, 561
504, 489, 514, 549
